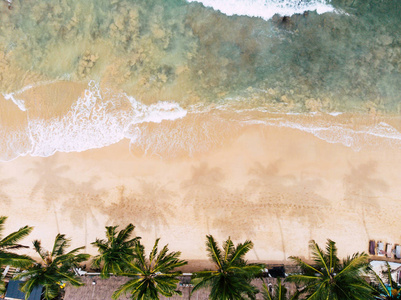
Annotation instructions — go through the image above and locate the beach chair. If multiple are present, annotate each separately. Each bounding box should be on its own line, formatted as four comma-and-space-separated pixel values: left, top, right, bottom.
377, 241, 385, 256
386, 243, 393, 258
369, 240, 376, 255
395, 245, 401, 259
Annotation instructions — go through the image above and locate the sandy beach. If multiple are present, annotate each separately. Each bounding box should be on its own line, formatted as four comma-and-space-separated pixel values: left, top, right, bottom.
1, 117, 400, 269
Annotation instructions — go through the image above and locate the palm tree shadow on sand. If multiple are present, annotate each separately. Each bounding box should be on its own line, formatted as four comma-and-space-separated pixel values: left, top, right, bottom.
247, 160, 331, 260
27, 155, 73, 233
180, 162, 227, 232
181, 162, 275, 240
343, 161, 388, 239
103, 181, 176, 236
61, 176, 107, 248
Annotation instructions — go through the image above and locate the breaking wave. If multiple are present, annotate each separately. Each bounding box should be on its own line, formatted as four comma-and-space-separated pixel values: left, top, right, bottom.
0, 81, 187, 161
2, 81, 401, 161
186, 0, 335, 20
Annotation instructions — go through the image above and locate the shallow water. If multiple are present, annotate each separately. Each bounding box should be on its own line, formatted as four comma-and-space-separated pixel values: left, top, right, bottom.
1, 0, 401, 160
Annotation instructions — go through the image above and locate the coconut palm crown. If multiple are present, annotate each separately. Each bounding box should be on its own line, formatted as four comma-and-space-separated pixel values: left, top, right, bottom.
91, 223, 140, 278
112, 238, 187, 300
14, 233, 89, 300
286, 239, 374, 300
191, 235, 264, 300
0, 216, 34, 268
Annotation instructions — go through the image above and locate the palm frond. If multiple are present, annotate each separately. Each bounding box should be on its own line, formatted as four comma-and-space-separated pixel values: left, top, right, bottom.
0, 252, 34, 268
116, 223, 135, 243
288, 256, 323, 276
369, 265, 391, 296
55, 270, 84, 286
105, 226, 117, 242
154, 244, 169, 268
191, 273, 217, 294
51, 234, 70, 257
336, 252, 369, 277
205, 235, 222, 269
230, 240, 254, 265
286, 274, 319, 286
384, 262, 395, 290
32, 240, 48, 261
0, 226, 33, 249
149, 238, 160, 265
223, 237, 234, 263
309, 240, 330, 275
133, 242, 147, 271
325, 239, 338, 272
0, 217, 7, 238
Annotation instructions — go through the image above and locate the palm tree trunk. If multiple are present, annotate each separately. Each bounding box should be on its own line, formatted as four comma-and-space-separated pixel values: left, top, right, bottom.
361, 208, 369, 239
52, 201, 60, 233
276, 210, 287, 261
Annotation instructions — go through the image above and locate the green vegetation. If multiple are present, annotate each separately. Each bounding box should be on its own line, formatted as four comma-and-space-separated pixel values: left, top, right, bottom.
191, 235, 264, 300
0, 217, 399, 300
91, 223, 140, 278
0, 216, 34, 296
286, 239, 374, 300
112, 238, 187, 300
0, 216, 34, 268
14, 233, 89, 300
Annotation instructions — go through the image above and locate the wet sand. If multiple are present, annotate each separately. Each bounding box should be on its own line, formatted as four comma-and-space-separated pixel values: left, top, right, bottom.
1, 121, 400, 269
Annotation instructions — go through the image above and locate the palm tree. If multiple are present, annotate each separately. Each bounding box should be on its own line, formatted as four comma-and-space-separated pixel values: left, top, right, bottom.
0, 216, 34, 297
0, 216, 34, 268
191, 235, 264, 300
286, 239, 374, 300
261, 278, 300, 300
112, 238, 187, 300
91, 223, 140, 278
370, 262, 401, 299
14, 234, 89, 300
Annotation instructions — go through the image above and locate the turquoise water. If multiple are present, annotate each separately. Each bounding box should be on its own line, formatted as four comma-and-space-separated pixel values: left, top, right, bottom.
1, 0, 400, 111
1, 0, 401, 160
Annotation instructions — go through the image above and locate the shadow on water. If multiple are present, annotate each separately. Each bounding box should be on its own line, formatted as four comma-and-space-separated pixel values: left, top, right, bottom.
343, 161, 388, 239
27, 155, 73, 233
103, 181, 176, 236
61, 176, 106, 248
247, 161, 330, 260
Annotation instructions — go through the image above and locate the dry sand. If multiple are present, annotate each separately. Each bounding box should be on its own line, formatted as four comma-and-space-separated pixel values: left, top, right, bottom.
1, 117, 400, 270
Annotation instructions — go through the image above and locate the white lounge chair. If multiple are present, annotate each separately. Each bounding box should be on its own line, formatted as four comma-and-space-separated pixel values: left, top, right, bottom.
377, 241, 385, 256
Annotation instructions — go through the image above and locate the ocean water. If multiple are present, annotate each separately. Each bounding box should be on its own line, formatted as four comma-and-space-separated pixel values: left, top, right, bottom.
1, 0, 401, 160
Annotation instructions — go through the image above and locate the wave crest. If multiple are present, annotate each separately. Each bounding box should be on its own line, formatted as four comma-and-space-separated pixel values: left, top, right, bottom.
187, 0, 335, 20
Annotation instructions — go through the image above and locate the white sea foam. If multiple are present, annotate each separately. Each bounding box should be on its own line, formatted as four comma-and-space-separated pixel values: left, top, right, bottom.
257, 119, 401, 150
2, 93, 27, 111
2, 79, 401, 161
2, 81, 58, 112
0, 81, 187, 160
186, 0, 335, 20
27, 81, 187, 157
